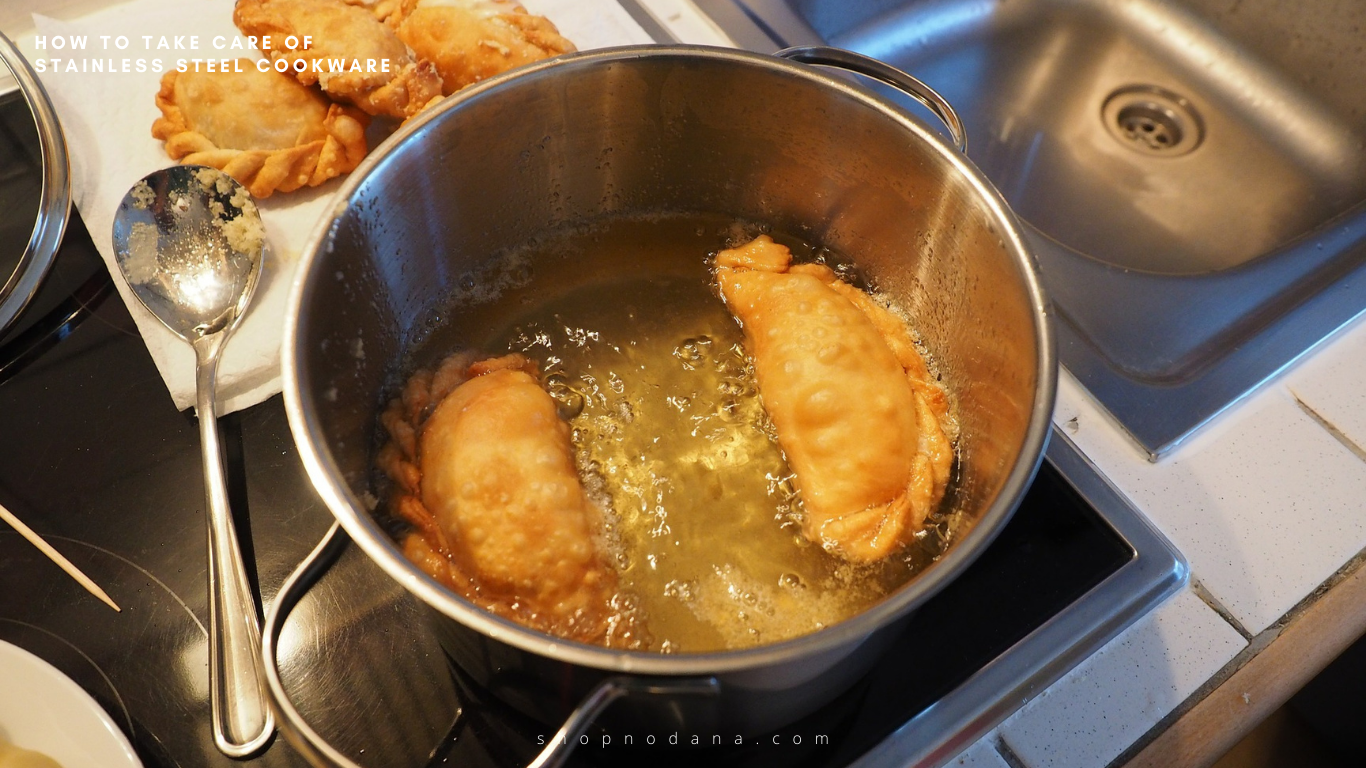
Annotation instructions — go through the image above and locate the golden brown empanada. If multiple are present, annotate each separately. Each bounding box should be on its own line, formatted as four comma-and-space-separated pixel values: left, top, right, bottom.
379, 353, 639, 647
340, 0, 404, 21
389, 0, 576, 95
716, 235, 954, 563
234, 0, 444, 118
151, 62, 369, 198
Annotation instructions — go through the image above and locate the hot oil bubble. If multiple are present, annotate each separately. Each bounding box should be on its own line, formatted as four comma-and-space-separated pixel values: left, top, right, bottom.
714, 344, 748, 377
663, 579, 697, 602
778, 572, 806, 590
612, 591, 639, 612
546, 373, 586, 419
765, 473, 797, 501
753, 408, 779, 441
673, 335, 712, 369
716, 398, 742, 423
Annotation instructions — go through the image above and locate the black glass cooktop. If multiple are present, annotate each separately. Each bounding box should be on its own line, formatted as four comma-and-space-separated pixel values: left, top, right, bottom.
0, 91, 1181, 768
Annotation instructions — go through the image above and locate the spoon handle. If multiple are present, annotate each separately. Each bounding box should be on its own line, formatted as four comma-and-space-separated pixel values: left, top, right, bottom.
194, 334, 275, 758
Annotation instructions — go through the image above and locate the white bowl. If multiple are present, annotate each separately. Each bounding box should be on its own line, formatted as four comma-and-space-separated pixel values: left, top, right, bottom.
0, 641, 141, 768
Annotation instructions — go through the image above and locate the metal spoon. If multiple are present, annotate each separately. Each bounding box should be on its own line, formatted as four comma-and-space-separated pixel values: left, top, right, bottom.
111, 165, 275, 758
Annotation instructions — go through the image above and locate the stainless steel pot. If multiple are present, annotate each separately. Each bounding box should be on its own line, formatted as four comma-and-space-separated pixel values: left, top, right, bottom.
273, 44, 1055, 767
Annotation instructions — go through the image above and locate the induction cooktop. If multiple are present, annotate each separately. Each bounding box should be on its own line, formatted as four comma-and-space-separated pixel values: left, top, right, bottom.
0, 89, 1184, 768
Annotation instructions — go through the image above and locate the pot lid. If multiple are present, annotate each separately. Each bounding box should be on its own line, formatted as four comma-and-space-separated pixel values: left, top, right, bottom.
0, 31, 69, 339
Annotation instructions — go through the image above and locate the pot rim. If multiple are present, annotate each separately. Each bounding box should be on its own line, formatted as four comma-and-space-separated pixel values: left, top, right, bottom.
282, 44, 1057, 676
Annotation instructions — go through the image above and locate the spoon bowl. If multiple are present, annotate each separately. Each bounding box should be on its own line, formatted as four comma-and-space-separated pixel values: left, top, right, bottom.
112, 165, 262, 339
111, 165, 274, 758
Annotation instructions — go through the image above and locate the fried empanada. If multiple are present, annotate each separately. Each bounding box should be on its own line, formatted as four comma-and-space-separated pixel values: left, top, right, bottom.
379, 353, 636, 646
340, 0, 404, 22
151, 62, 369, 198
234, 0, 444, 118
716, 235, 953, 563
389, 0, 576, 95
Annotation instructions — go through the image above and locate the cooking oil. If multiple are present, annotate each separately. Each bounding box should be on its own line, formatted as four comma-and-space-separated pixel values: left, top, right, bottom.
408, 213, 952, 653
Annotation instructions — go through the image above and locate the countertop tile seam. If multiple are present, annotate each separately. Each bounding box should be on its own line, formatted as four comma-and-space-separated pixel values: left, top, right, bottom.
1289, 388, 1366, 464
1188, 577, 1253, 640
946, 736, 1018, 768
994, 735, 1030, 768
1282, 313, 1366, 454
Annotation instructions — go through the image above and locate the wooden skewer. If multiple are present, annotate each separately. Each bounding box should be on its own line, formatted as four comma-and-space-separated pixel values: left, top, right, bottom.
0, 501, 121, 612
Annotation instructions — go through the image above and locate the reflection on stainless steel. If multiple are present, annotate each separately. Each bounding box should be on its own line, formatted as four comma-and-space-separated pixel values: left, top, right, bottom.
283, 43, 1054, 749
111, 166, 274, 757
700, 0, 1366, 456
0, 30, 70, 338
263, 524, 463, 768
263, 524, 364, 768
774, 46, 967, 152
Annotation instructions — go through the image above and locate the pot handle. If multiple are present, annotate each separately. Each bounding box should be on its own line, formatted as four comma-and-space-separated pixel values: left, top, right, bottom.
262, 523, 720, 768
262, 522, 362, 768
775, 46, 968, 153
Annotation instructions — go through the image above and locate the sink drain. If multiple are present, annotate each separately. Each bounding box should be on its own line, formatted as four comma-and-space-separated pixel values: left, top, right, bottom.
1102, 85, 1203, 156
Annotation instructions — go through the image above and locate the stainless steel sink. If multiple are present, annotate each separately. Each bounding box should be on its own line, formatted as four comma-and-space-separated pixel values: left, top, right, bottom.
694, 0, 1366, 457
